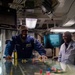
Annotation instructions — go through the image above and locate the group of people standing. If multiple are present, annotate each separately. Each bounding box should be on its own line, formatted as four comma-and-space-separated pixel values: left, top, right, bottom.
4, 25, 75, 65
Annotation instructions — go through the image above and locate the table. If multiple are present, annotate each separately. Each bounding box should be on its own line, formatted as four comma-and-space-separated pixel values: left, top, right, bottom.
1, 59, 75, 75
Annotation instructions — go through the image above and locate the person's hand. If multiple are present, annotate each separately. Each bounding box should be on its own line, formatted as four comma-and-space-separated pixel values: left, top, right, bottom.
38, 55, 47, 62
41, 55, 47, 59
5, 55, 12, 60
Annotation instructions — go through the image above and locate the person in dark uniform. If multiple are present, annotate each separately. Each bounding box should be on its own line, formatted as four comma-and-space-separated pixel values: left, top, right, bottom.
4, 25, 47, 60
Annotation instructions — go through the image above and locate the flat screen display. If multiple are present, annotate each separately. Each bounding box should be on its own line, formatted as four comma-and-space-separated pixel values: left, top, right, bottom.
44, 34, 63, 48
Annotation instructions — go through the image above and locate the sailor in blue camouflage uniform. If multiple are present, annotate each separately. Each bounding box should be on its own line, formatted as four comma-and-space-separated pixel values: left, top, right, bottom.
5, 25, 46, 59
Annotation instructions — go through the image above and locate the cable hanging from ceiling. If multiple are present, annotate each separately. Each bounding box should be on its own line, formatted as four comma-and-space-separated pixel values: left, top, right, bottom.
52, 0, 75, 17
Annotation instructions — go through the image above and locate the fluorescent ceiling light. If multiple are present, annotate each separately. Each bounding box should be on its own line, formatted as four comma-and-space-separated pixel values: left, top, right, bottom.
51, 29, 75, 32
0, 67, 2, 74
26, 18, 37, 29
63, 20, 75, 26
0, 41, 1, 47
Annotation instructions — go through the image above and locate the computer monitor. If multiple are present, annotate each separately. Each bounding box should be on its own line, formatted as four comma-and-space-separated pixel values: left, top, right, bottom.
44, 33, 63, 48
44, 34, 54, 48
50, 34, 63, 47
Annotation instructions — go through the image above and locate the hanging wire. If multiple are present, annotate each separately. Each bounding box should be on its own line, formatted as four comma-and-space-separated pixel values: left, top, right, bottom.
53, 0, 75, 17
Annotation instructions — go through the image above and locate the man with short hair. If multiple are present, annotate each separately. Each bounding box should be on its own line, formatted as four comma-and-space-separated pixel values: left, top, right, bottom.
5, 25, 47, 60
58, 31, 75, 65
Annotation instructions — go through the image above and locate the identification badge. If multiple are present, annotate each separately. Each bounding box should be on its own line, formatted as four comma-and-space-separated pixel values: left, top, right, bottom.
26, 43, 32, 47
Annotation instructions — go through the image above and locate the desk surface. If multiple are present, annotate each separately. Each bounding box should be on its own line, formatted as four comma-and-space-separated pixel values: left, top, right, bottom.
1, 59, 75, 75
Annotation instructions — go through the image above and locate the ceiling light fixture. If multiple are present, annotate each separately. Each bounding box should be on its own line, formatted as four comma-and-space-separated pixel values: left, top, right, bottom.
0, 67, 2, 74
26, 18, 37, 29
50, 28, 75, 32
63, 20, 75, 26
